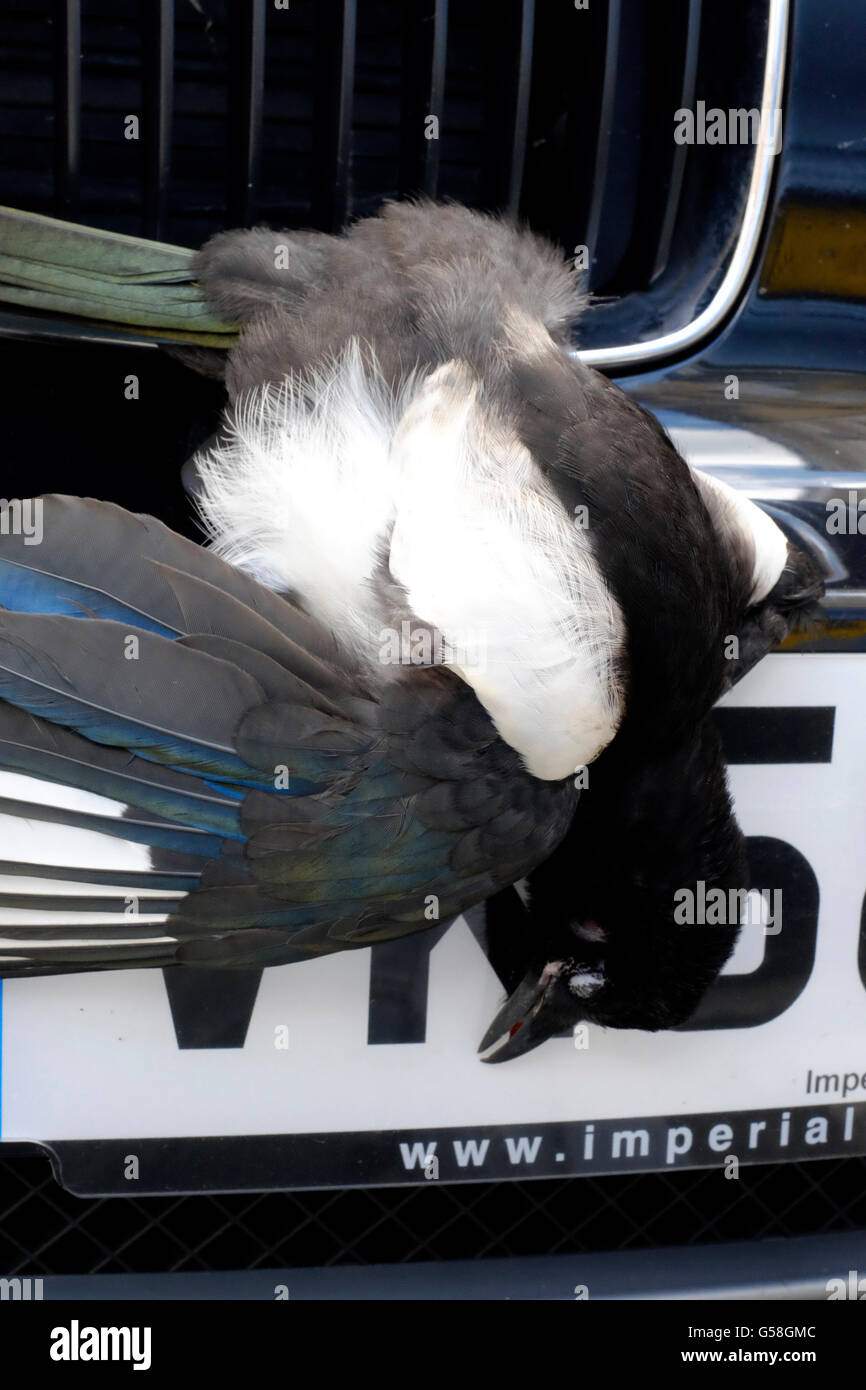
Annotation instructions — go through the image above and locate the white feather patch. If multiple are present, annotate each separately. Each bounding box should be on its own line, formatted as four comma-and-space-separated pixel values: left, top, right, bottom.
692, 469, 789, 604
0, 874, 178, 900
0, 769, 134, 818
195, 346, 625, 781
195, 341, 415, 653
0, 772, 162, 881
389, 362, 625, 779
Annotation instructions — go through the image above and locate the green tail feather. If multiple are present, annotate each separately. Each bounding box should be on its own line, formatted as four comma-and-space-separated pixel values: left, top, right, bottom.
0, 206, 239, 346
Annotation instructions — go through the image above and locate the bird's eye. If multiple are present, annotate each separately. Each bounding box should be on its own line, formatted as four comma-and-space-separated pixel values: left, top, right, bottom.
567, 967, 605, 998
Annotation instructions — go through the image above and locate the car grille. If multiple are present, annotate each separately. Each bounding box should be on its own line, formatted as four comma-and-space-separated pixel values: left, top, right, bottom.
0, 0, 781, 360
2, 1148, 865, 1274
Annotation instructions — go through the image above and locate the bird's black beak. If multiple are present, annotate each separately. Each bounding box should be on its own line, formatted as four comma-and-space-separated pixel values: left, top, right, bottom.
478, 961, 580, 1063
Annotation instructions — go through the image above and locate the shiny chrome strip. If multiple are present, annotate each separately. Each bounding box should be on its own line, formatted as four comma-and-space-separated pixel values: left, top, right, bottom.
577, 0, 789, 370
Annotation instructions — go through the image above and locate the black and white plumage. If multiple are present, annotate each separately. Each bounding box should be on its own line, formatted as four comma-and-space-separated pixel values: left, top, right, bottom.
0, 201, 823, 1058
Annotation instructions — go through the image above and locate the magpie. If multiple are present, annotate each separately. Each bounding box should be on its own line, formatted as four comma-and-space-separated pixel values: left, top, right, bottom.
0, 201, 823, 1059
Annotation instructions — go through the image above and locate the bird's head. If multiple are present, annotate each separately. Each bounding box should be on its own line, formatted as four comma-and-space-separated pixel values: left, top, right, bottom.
479, 716, 748, 1061
478, 908, 741, 1062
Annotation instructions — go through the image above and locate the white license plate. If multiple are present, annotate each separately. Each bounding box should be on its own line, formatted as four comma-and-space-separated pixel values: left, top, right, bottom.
1, 653, 865, 1194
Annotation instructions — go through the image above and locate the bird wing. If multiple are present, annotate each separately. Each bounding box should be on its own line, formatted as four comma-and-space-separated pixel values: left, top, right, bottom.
0, 496, 576, 977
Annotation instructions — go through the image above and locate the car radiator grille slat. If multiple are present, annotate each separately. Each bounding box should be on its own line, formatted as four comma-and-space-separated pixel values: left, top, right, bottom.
398, 0, 447, 201
51, 0, 81, 219
141, 0, 173, 239
0, 2, 782, 393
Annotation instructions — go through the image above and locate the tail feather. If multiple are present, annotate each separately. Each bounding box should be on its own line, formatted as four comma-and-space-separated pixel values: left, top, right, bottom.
0, 706, 244, 836
0, 935, 180, 975
0, 894, 185, 915
0, 860, 200, 893
0, 206, 237, 345
0, 788, 226, 859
